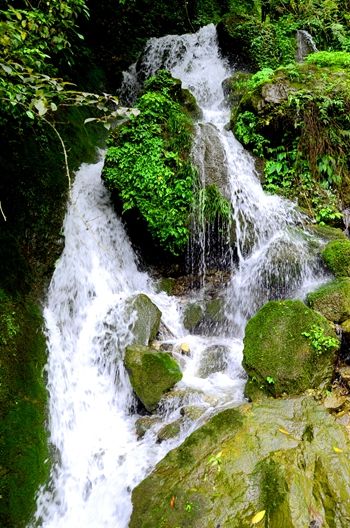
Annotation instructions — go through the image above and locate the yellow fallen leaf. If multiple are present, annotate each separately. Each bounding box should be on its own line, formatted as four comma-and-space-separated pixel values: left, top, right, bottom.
252, 510, 266, 524
180, 343, 190, 354
333, 446, 343, 453
278, 427, 290, 435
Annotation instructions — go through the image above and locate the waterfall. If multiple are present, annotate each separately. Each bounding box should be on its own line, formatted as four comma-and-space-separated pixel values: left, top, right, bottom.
34, 24, 326, 528
296, 29, 318, 62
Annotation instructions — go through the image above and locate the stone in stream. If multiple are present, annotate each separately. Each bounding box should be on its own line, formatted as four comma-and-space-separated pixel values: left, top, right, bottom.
243, 300, 339, 400
130, 396, 350, 528
197, 344, 229, 378
156, 418, 183, 443
307, 279, 350, 323
126, 293, 161, 346
124, 345, 182, 412
135, 416, 160, 439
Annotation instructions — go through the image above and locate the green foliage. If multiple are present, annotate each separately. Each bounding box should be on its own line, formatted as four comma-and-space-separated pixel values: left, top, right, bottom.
302, 325, 339, 356
307, 51, 350, 67
103, 70, 196, 255
195, 185, 231, 224
234, 111, 268, 156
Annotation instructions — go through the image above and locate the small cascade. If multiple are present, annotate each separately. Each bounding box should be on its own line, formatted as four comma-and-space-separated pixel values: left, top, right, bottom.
296, 29, 318, 62
35, 24, 328, 528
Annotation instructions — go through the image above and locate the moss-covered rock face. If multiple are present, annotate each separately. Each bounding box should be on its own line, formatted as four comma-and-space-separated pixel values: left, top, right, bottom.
124, 345, 182, 411
127, 294, 161, 346
243, 300, 339, 398
307, 279, 350, 323
322, 239, 350, 278
130, 396, 350, 528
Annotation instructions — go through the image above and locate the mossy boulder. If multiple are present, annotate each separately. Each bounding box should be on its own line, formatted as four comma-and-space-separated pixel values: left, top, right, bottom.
156, 419, 182, 443
130, 396, 350, 528
307, 279, 350, 323
322, 239, 350, 278
127, 293, 161, 346
243, 300, 339, 399
124, 345, 182, 411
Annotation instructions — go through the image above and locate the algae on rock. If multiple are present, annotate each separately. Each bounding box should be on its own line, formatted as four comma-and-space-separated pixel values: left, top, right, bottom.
322, 239, 350, 278
130, 396, 350, 528
307, 278, 350, 323
243, 300, 339, 399
124, 345, 182, 411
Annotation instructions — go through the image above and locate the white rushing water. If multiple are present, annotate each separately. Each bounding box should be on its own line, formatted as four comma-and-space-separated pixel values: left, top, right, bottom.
35, 24, 326, 528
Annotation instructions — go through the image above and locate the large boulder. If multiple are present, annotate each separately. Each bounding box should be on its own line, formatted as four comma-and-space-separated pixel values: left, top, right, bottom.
130, 396, 350, 528
127, 293, 161, 346
124, 345, 182, 411
322, 239, 350, 278
306, 279, 350, 323
243, 300, 339, 399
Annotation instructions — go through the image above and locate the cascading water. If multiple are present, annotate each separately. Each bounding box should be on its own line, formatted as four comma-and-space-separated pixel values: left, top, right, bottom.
34, 24, 327, 528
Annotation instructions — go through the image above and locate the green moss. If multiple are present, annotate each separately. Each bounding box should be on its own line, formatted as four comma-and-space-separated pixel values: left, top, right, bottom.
322, 239, 350, 278
0, 292, 49, 528
307, 225, 347, 241
307, 278, 350, 323
243, 300, 339, 398
124, 345, 182, 411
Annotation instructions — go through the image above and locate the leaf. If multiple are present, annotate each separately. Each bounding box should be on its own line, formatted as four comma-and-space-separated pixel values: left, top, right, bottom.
84, 117, 98, 124
26, 110, 35, 120
50, 102, 57, 112
1, 64, 13, 74
170, 496, 175, 509
252, 510, 266, 524
278, 427, 290, 436
333, 446, 343, 453
34, 99, 47, 116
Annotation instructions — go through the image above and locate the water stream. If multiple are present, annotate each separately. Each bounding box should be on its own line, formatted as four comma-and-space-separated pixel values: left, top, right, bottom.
34, 24, 326, 528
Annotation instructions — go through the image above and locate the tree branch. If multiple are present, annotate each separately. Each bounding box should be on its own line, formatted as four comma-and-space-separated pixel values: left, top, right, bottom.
0, 202, 6, 221
42, 118, 71, 190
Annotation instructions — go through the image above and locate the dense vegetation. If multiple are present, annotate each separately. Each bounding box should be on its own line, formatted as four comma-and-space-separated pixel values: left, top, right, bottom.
103, 71, 197, 255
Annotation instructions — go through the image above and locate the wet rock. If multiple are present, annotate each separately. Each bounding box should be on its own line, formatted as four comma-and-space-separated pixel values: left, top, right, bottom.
197, 345, 229, 378
307, 279, 350, 323
127, 293, 161, 346
156, 419, 182, 443
338, 366, 350, 389
307, 224, 347, 242
243, 300, 339, 399
180, 405, 206, 421
135, 416, 159, 439
183, 303, 204, 331
157, 277, 176, 295
183, 298, 226, 333
124, 345, 182, 412
322, 239, 350, 278
130, 396, 350, 528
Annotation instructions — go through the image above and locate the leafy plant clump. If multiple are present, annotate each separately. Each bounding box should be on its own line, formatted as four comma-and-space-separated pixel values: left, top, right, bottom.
302, 325, 339, 356
103, 70, 197, 255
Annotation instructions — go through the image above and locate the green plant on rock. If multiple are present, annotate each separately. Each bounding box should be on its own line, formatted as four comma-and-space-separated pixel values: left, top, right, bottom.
234, 111, 269, 156
103, 70, 196, 255
301, 324, 339, 356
